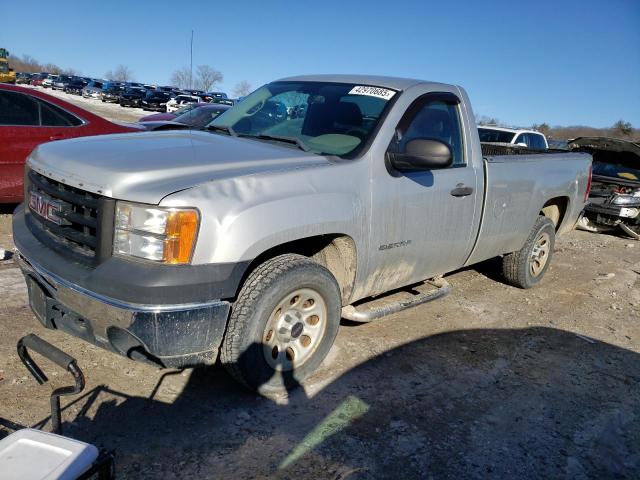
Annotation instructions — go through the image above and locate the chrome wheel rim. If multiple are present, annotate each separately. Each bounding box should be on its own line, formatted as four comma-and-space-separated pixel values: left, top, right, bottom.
530, 232, 551, 277
262, 288, 328, 371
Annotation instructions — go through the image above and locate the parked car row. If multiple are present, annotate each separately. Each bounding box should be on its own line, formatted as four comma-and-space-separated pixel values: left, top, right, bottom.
15, 71, 234, 112
0, 83, 235, 203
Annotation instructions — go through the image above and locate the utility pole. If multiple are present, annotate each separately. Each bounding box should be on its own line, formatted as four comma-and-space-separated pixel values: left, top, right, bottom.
189, 30, 194, 90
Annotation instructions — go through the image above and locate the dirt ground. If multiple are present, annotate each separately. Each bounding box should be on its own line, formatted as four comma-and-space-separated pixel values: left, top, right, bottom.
0, 96, 639, 478
0, 204, 638, 479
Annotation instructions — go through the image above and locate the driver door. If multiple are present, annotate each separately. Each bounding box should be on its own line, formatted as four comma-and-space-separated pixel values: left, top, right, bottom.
367, 92, 480, 295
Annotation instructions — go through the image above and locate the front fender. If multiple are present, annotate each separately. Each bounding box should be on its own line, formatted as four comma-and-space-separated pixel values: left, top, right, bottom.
160, 161, 368, 265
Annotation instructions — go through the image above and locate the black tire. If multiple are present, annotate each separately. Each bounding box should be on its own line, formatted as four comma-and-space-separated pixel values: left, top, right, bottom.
502, 216, 555, 289
221, 254, 341, 393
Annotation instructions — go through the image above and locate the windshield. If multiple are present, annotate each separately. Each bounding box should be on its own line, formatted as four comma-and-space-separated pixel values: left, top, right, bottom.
173, 104, 197, 116
478, 128, 516, 143
175, 105, 229, 127
209, 81, 396, 156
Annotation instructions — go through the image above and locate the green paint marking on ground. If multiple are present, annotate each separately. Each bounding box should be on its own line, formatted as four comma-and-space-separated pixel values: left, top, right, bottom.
279, 395, 369, 469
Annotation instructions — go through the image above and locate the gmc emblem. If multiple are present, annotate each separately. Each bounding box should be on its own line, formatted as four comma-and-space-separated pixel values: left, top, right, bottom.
29, 191, 68, 225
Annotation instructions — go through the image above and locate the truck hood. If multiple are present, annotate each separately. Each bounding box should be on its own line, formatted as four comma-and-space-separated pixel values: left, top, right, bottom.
570, 137, 640, 184
28, 130, 332, 204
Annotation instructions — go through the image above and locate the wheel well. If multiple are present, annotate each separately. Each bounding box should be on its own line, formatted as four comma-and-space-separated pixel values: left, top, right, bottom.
540, 197, 568, 230
239, 235, 357, 305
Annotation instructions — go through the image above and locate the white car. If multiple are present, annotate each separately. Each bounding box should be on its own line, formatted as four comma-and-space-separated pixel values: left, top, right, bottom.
478, 126, 548, 150
42, 75, 59, 89
166, 94, 204, 113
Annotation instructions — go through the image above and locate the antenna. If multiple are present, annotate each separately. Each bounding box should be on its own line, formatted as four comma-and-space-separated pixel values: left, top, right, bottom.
189, 30, 194, 90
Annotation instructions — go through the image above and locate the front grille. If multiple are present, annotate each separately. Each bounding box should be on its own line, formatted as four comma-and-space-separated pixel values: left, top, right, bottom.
26, 169, 114, 265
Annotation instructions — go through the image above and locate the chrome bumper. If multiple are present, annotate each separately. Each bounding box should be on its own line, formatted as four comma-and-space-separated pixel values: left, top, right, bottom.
15, 250, 231, 367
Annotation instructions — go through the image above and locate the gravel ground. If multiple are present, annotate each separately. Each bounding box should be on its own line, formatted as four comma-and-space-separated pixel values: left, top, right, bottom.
0, 95, 639, 478
1, 212, 638, 479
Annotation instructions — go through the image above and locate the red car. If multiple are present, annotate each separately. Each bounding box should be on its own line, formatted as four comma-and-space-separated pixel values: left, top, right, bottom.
0, 84, 143, 203
29, 75, 46, 87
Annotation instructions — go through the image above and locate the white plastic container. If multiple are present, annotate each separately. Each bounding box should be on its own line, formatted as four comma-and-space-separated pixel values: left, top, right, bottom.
0, 428, 98, 480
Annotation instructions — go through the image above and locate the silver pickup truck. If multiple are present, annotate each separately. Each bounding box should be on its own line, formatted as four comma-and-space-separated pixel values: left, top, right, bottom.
13, 75, 592, 391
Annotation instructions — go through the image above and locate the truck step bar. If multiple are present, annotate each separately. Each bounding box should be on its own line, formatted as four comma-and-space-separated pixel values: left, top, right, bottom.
341, 278, 450, 323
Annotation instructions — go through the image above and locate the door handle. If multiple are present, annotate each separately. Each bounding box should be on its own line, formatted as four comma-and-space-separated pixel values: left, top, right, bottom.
49, 134, 65, 141
450, 184, 474, 197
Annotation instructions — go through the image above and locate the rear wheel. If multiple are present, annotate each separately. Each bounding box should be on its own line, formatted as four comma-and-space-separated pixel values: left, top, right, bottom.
502, 216, 555, 289
221, 254, 341, 393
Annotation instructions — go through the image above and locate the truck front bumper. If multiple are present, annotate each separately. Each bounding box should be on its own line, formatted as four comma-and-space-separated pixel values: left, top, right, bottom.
16, 252, 231, 368
16, 251, 230, 368
12, 205, 239, 368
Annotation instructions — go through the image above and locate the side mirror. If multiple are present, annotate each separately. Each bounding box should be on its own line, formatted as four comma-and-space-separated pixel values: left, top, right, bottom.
516, 142, 528, 148
389, 139, 453, 171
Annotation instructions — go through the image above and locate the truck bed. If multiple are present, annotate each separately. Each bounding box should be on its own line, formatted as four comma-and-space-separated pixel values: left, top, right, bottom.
465, 148, 592, 267
480, 142, 567, 157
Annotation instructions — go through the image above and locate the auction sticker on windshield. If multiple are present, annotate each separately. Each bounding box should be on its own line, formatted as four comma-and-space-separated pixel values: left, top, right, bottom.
348, 86, 396, 100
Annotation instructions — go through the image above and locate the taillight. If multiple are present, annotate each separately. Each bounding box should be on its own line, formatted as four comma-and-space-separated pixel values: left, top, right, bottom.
584, 165, 593, 203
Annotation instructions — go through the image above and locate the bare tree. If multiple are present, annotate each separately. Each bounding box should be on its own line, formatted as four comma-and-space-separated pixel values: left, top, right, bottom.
532, 123, 550, 135
476, 115, 500, 126
62, 67, 81, 76
170, 67, 191, 89
195, 65, 223, 91
9, 54, 43, 73
43, 63, 63, 75
105, 65, 133, 82
613, 120, 633, 137
233, 80, 252, 97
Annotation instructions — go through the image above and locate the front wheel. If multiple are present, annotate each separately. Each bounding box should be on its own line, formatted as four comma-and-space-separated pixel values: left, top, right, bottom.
221, 254, 341, 393
502, 216, 555, 289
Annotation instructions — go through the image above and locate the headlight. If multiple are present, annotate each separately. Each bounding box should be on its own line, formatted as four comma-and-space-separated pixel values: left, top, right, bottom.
114, 202, 199, 264
611, 190, 640, 206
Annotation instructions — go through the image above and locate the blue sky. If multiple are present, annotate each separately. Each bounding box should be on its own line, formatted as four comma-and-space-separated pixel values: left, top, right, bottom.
3, 0, 639, 127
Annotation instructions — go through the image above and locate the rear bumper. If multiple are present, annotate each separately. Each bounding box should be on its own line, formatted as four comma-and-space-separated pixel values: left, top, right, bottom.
12, 204, 249, 368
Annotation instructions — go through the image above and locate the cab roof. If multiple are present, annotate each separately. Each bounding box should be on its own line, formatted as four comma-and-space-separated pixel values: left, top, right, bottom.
276, 74, 452, 92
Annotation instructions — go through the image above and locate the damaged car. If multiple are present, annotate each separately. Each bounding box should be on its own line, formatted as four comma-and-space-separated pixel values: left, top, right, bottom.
571, 137, 640, 239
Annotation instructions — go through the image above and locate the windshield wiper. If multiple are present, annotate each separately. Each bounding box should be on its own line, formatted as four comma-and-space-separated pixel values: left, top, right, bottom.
206, 124, 238, 137
247, 134, 311, 152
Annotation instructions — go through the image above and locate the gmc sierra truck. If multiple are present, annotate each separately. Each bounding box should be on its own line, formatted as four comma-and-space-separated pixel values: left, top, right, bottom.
12, 75, 592, 391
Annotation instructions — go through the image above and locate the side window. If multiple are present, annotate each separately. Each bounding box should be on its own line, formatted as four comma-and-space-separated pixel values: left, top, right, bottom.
531, 134, 546, 149
393, 97, 464, 166
37, 99, 83, 127
514, 133, 527, 146
0, 91, 40, 126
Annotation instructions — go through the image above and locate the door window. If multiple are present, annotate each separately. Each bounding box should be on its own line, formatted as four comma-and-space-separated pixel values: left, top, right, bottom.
392, 95, 465, 166
38, 99, 83, 127
0, 91, 39, 126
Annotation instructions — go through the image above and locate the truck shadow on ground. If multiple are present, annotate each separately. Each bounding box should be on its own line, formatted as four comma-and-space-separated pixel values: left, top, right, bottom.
36, 327, 640, 478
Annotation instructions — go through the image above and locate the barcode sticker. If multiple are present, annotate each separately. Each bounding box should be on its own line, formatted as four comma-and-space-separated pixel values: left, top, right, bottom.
348, 86, 396, 100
